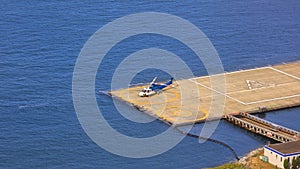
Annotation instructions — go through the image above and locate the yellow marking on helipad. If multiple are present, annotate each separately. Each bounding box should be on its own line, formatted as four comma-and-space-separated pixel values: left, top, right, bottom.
197, 108, 209, 121
173, 110, 193, 117
156, 105, 209, 121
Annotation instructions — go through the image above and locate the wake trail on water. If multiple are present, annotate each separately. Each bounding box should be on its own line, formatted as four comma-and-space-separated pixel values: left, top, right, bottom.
18, 103, 50, 109
98, 90, 111, 96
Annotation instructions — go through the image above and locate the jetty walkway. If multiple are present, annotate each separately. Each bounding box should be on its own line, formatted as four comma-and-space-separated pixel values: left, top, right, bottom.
225, 112, 300, 143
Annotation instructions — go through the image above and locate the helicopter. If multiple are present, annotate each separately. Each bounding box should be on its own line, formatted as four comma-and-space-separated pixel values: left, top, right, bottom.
138, 77, 174, 97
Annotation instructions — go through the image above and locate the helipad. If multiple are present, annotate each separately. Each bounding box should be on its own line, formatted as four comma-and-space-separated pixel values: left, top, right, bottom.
110, 61, 300, 126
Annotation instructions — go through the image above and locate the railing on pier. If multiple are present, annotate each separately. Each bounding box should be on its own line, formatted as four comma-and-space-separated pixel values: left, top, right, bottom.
239, 112, 300, 136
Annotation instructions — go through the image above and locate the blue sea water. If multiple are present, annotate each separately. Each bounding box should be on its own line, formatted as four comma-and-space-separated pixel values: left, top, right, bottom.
1, 1, 300, 168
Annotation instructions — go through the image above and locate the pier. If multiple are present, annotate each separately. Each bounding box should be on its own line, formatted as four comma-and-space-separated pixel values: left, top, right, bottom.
110, 61, 300, 126
225, 112, 300, 143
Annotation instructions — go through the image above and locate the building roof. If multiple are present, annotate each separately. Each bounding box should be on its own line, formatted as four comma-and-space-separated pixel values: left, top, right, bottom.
266, 140, 300, 155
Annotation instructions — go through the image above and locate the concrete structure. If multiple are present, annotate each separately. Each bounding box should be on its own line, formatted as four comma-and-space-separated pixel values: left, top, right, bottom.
224, 112, 300, 143
110, 61, 300, 126
264, 141, 300, 168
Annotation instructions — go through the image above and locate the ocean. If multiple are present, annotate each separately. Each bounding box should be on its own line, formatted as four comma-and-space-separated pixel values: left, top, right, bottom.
1, 1, 299, 168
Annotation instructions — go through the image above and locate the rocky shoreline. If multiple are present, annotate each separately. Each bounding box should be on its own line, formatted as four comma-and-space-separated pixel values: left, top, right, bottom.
237, 147, 263, 165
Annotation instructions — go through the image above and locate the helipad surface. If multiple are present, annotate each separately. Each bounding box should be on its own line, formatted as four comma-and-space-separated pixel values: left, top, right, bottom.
110, 61, 300, 126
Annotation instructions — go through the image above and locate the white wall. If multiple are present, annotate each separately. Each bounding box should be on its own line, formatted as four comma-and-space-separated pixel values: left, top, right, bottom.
264, 147, 300, 169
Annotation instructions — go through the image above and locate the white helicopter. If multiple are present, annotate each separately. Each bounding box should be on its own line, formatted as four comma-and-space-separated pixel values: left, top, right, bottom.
138, 77, 174, 97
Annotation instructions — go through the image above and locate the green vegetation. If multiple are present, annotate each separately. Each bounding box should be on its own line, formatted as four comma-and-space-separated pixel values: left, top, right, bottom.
208, 163, 245, 169
284, 159, 290, 169
292, 156, 300, 169
284, 157, 300, 169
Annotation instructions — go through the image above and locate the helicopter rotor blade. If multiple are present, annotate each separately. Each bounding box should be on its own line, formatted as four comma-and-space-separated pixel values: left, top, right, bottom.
150, 77, 157, 85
